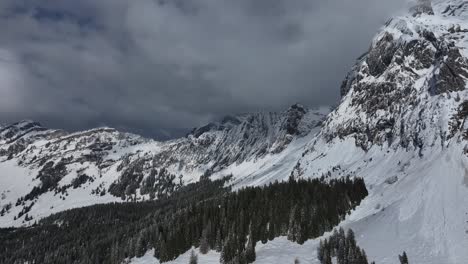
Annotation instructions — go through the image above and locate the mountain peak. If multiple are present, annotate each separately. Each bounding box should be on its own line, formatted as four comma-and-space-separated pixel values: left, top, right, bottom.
6, 120, 42, 130
410, 0, 434, 16
288, 103, 306, 112
189, 104, 320, 139
332, 0, 468, 150
0, 120, 45, 141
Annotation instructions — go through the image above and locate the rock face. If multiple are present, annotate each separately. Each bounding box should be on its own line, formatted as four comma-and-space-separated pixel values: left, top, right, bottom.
180, 103, 322, 172
0, 106, 328, 227
293, 1, 468, 263
410, 0, 434, 16
2, 1, 468, 263
335, 0, 468, 151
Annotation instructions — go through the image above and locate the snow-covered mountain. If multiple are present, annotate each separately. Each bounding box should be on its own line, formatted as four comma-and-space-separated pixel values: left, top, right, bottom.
2, 0, 468, 263
289, 0, 468, 263
131, 1, 468, 263
0, 104, 328, 227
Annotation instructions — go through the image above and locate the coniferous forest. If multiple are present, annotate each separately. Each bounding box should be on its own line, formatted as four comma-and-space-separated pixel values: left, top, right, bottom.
318, 227, 371, 264
0, 176, 368, 264
317, 227, 410, 264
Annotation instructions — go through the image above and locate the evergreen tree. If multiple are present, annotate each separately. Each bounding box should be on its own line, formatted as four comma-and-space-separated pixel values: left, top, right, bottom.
221, 230, 237, 264
317, 228, 371, 264
399, 251, 409, 264
287, 205, 298, 241
318, 240, 325, 262
359, 248, 369, 264
347, 229, 356, 247
245, 225, 256, 263
110, 240, 120, 263
337, 237, 345, 264
200, 226, 210, 254
135, 231, 147, 257
189, 249, 198, 264
127, 237, 136, 257
324, 250, 332, 264
215, 229, 223, 252
158, 237, 169, 262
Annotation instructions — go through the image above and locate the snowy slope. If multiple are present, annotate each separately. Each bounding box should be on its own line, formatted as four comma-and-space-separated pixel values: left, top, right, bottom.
129, 0, 468, 263
3, 0, 468, 263
129, 238, 322, 264
292, 0, 468, 263
0, 105, 328, 227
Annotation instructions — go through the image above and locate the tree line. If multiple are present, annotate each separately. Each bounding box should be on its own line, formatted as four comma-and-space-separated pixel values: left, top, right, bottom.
0, 176, 368, 264
317, 227, 410, 264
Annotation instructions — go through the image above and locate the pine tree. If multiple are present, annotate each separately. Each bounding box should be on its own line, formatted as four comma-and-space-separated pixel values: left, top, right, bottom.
127, 237, 136, 258
347, 229, 356, 247
399, 251, 409, 264
110, 240, 120, 263
287, 205, 298, 241
324, 249, 332, 264
189, 249, 198, 264
360, 248, 369, 264
199, 227, 210, 254
317, 228, 371, 264
337, 237, 345, 264
158, 238, 169, 262
245, 225, 256, 263
135, 231, 147, 257
215, 229, 223, 252
221, 232, 236, 264
317, 240, 325, 262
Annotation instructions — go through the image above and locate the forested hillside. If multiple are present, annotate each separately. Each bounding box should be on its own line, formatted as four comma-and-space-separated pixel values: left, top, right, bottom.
0, 176, 368, 264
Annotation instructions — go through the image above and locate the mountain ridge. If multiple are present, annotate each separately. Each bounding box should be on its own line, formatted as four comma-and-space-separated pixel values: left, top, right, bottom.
289, 1, 468, 263
1, 0, 468, 263
0, 105, 329, 227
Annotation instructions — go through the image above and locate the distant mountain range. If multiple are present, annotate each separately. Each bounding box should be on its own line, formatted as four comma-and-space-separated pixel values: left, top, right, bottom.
0, 104, 328, 227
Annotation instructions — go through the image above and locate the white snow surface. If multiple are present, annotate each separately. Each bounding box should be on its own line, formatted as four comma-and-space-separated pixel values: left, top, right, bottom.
129, 237, 321, 264
131, 1, 468, 263
0, 106, 328, 227
1, 0, 468, 263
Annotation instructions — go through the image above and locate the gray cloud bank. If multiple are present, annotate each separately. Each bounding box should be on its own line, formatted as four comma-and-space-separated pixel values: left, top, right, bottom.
0, 0, 406, 139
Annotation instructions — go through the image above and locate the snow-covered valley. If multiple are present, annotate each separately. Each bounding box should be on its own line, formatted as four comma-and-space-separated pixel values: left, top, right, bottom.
2, 0, 468, 263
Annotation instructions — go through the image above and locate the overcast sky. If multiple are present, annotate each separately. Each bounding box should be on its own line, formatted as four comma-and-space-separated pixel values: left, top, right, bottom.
0, 0, 407, 139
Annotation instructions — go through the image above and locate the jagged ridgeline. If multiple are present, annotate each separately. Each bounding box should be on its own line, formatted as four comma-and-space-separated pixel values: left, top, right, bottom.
0, 176, 367, 264
0, 105, 328, 227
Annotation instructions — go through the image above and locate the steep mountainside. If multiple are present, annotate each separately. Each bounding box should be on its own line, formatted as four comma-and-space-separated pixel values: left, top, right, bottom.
0, 105, 328, 227
289, 0, 468, 263
1, 0, 468, 263
128, 1, 468, 263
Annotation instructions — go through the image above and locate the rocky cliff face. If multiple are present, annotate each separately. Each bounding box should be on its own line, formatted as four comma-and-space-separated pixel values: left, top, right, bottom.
2, 1, 468, 262
292, 1, 468, 263
331, 0, 468, 151
180, 104, 320, 172
410, 0, 435, 16
0, 105, 327, 226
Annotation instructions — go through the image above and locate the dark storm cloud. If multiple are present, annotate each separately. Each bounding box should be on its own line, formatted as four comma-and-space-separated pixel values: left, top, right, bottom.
0, 0, 407, 139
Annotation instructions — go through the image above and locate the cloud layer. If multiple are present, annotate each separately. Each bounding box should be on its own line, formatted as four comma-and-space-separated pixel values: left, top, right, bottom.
0, 0, 406, 138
